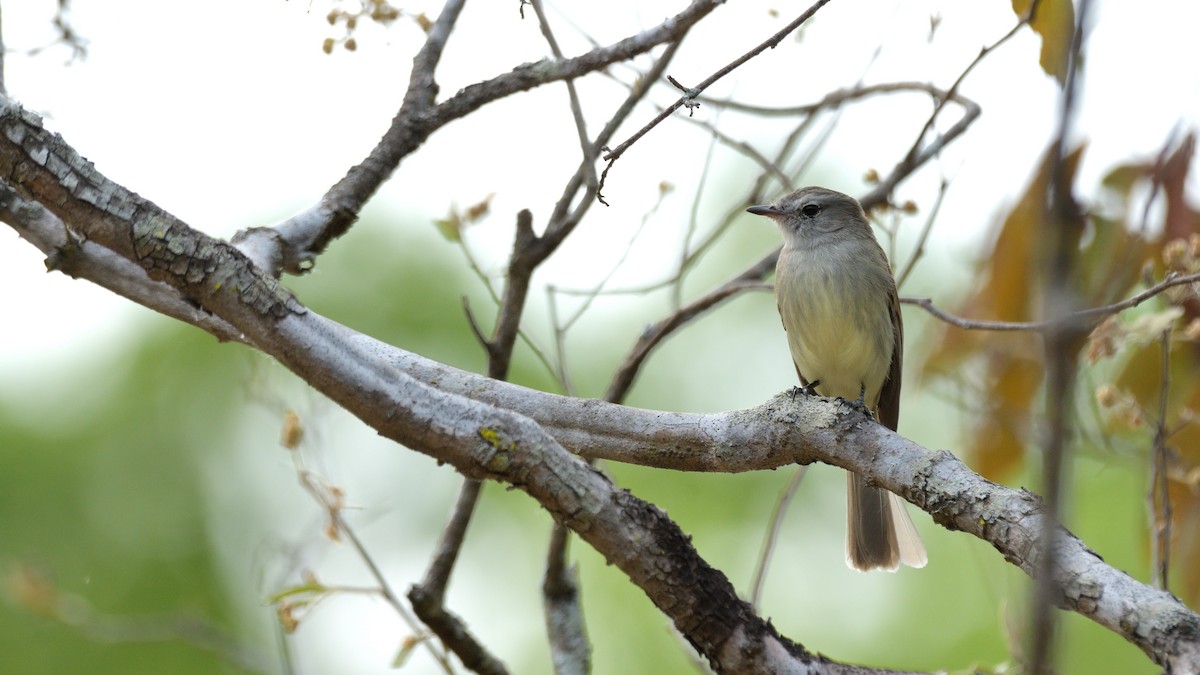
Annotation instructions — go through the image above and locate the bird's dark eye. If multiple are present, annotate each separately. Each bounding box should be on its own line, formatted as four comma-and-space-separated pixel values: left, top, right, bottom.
801, 203, 821, 217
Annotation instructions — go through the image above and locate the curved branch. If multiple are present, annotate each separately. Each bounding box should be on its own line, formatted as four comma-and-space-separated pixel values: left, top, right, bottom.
701, 81, 964, 117
605, 277, 769, 402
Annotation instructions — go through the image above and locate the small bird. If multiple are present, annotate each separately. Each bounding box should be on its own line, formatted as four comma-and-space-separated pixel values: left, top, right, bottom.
747, 187, 926, 572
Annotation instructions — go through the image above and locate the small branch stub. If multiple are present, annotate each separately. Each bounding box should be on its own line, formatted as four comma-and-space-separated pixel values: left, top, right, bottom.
667, 75, 701, 116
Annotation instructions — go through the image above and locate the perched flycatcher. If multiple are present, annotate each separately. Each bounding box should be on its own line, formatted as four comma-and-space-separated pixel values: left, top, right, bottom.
747, 186, 926, 572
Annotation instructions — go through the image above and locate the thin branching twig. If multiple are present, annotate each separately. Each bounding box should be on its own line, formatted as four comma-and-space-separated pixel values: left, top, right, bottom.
597, 0, 836, 202
903, 270, 1200, 332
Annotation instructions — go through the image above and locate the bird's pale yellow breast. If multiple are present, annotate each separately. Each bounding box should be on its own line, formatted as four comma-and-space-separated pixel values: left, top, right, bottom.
775, 246, 894, 407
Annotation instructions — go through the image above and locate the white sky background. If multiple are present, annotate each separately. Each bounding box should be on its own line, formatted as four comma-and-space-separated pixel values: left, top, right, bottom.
1, 0, 1197, 377
1, 0, 1199, 672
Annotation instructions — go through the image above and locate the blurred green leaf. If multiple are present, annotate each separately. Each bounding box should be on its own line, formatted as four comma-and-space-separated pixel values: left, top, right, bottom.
433, 217, 462, 242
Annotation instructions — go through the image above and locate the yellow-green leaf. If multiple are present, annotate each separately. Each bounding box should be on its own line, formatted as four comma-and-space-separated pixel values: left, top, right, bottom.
1012, 0, 1075, 85
434, 216, 463, 242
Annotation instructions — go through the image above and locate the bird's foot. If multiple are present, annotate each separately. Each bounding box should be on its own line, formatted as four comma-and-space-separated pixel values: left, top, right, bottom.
789, 379, 822, 400
839, 384, 872, 418
839, 396, 873, 418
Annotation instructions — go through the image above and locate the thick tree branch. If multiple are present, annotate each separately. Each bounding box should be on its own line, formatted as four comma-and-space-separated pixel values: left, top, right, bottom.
0, 94, 815, 673
0, 184, 248, 344
3, 95, 1199, 673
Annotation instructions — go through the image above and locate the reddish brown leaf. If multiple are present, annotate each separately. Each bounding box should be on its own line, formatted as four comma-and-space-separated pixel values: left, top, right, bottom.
975, 353, 1044, 478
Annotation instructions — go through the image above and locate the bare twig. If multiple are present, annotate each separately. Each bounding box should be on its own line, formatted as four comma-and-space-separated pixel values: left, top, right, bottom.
542, 525, 590, 675
676, 129, 724, 309
530, 0, 595, 190
1150, 330, 1173, 589
700, 79, 904, 202
904, 15, 1027, 181
27, 0, 88, 62
461, 296, 492, 353
749, 466, 808, 610
240, 0, 467, 274
407, 480, 506, 675
860, 89, 980, 208
894, 176, 950, 289
851, 11, 1034, 219
545, 289, 577, 395
597, 0, 836, 202
554, 185, 669, 338
487, 210, 539, 377
541, 38, 685, 253
605, 277, 770, 403
416, 480, 485, 604
456, 237, 560, 383
902, 270, 1200, 332
290, 463, 456, 673
702, 81, 959, 117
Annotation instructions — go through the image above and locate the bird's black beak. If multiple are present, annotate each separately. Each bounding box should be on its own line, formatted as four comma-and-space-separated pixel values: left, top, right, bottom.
746, 204, 781, 217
